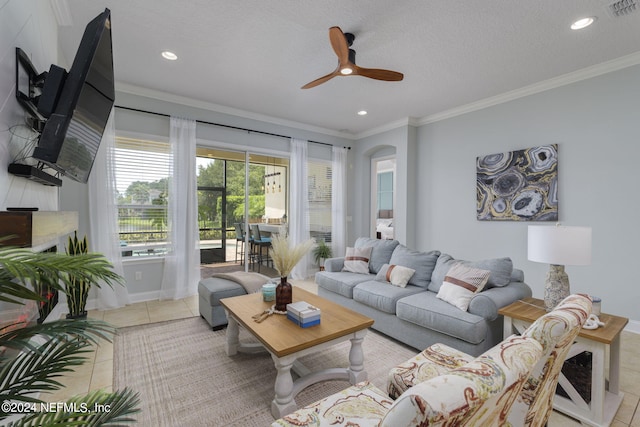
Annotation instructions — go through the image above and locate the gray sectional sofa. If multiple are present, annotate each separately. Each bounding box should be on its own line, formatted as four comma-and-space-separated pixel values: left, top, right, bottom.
315, 237, 532, 356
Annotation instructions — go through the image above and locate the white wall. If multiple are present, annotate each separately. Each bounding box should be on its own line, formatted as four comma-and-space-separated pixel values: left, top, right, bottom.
409, 64, 640, 322
0, 0, 59, 210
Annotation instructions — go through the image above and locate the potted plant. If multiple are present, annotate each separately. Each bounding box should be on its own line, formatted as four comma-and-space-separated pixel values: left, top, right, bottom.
313, 240, 332, 271
0, 244, 140, 425
65, 231, 90, 319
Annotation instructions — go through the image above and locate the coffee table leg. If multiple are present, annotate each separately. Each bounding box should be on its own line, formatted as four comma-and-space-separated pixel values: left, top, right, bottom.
225, 315, 240, 356
348, 329, 368, 384
271, 354, 297, 419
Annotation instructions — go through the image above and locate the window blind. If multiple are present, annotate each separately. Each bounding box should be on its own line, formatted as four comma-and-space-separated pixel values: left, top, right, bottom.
114, 137, 172, 257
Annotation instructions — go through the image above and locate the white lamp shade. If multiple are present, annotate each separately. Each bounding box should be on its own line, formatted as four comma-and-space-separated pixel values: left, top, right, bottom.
528, 225, 592, 266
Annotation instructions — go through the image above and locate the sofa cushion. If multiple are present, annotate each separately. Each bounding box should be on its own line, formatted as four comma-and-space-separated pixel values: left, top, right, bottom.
315, 271, 374, 298
389, 245, 440, 289
343, 246, 373, 274
396, 292, 488, 344
355, 237, 399, 274
436, 263, 490, 311
353, 281, 425, 314
429, 253, 513, 292
375, 264, 416, 288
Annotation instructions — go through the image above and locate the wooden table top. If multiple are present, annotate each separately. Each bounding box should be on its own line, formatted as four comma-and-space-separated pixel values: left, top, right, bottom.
498, 297, 628, 345
220, 287, 374, 357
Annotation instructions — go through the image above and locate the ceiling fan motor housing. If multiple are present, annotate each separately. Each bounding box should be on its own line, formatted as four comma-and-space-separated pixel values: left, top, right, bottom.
344, 32, 355, 46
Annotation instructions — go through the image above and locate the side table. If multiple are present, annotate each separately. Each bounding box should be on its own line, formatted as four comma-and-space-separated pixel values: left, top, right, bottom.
499, 297, 628, 427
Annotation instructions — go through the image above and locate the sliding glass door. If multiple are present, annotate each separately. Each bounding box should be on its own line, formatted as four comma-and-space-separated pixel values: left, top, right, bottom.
197, 186, 226, 263
197, 148, 289, 267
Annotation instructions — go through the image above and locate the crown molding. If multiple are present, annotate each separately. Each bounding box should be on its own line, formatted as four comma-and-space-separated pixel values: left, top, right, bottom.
116, 51, 640, 143
354, 51, 640, 139
114, 83, 356, 140
417, 51, 640, 126
355, 117, 420, 140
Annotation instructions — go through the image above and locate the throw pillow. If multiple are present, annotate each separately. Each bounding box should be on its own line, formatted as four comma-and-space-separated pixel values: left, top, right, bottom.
388, 245, 441, 289
354, 237, 400, 274
436, 263, 490, 311
375, 264, 416, 288
429, 253, 513, 292
342, 246, 373, 274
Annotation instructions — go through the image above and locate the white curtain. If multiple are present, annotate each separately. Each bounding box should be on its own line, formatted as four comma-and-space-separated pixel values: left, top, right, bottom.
88, 109, 131, 309
331, 146, 348, 259
289, 138, 311, 279
160, 117, 200, 299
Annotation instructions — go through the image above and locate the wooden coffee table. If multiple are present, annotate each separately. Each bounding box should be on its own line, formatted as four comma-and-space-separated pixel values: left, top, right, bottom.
220, 287, 374, 418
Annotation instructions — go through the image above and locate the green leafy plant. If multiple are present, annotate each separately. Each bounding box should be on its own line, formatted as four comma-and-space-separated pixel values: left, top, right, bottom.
64, 231, 90, 319
312, 240, 332, 271
0, 245, 140, 425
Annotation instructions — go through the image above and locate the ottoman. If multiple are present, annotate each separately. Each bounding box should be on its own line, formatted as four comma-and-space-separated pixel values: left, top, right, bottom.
198, 277, 247, 329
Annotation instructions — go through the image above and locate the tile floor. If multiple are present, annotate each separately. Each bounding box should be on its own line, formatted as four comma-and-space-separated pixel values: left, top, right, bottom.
42, 280, 640, 426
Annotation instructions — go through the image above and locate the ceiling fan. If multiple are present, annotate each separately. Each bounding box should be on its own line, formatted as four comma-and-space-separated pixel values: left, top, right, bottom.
301, 26, 404, 89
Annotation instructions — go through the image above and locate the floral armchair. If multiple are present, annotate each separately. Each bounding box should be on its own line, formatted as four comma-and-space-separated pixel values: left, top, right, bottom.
387, 294, 592, 427
271, 334, 543, 427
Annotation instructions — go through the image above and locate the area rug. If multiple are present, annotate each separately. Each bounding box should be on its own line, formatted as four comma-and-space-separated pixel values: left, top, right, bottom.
113, 317, 417, 426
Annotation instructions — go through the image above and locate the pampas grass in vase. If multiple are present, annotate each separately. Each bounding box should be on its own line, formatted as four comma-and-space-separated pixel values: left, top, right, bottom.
270, 234, 315, 311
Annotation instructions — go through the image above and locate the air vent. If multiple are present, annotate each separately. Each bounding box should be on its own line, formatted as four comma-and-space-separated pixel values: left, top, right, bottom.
608, 0, 638, 17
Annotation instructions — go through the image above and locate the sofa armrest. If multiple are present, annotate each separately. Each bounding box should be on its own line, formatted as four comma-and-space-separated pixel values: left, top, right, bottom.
324, 257, 345, 272
468, 281, 532, 321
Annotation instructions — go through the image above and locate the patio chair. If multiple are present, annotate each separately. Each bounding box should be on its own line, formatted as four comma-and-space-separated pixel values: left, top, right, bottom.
250, 224, 272, 272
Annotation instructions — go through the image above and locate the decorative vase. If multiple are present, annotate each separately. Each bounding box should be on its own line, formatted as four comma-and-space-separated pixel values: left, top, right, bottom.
275, 277, 292, 311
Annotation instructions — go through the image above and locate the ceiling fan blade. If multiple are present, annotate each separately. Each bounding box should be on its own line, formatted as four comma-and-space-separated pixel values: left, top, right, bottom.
329, 26, 349, 65
354, 65, 404, 82
301, 70, 339, 89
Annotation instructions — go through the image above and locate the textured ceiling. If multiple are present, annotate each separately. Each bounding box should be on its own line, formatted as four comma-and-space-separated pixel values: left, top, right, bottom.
56, 0, 640, 137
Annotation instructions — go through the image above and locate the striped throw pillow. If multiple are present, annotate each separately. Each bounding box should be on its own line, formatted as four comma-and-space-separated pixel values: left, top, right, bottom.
375, 264, 416, 287
342, 246, 373, 274
436, 263, 490, 311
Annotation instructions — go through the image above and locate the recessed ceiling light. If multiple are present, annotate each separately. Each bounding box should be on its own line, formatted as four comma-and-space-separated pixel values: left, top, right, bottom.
570, 17, 596, 30
357, 110, 367, 116
161, 51, 178, 60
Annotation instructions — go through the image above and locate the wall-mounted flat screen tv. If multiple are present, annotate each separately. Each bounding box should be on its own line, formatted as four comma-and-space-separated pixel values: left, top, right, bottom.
32, 8, 114, 183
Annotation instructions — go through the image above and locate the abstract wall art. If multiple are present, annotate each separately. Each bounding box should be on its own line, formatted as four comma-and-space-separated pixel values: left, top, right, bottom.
477, 144, 558, 221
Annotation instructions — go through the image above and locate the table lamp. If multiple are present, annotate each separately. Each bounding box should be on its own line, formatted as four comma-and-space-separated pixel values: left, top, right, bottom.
527, 225, 592, 311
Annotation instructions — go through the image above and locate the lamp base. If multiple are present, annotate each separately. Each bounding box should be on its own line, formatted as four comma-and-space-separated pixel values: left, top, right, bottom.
544, 264, 570, 311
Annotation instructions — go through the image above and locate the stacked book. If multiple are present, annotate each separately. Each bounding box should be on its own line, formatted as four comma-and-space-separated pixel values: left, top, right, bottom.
286, 301, 321, 328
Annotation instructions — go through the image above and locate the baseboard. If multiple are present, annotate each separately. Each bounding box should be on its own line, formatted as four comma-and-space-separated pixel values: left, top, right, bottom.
624, 319, 640, 335
85, 298, 97, 311
128, 291, 162, 303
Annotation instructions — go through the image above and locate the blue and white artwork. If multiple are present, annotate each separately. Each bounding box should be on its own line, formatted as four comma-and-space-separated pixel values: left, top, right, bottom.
476, 144, 558, 221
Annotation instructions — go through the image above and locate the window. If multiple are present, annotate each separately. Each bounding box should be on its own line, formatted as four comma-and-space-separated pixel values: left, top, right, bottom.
114, 137, 171, 257
307, 160, 332, 244
377, 171, 393, 213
